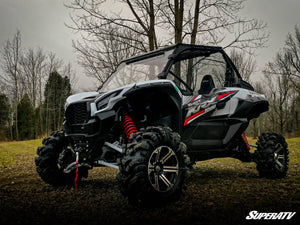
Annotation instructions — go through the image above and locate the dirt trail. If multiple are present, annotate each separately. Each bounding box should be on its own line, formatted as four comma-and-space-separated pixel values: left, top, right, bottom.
0, 153, 299, 225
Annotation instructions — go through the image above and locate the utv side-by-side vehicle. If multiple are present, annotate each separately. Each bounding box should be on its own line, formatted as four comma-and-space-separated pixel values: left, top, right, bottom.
35, 44, 289, 205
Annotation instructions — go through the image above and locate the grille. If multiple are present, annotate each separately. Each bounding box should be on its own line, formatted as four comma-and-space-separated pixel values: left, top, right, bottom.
65, 102, 89, 124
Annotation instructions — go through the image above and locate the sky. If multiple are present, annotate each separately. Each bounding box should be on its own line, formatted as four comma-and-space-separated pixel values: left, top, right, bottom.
240, 0, 300, 81
0, 0, 300, 92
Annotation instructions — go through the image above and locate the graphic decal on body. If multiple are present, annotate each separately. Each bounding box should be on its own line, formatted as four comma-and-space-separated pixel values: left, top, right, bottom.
184, 105, 216, 126
184, 90, 238, 126
217, 91, 237, 100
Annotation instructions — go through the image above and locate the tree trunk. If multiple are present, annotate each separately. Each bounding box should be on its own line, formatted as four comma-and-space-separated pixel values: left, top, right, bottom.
173, 0, 184, 79
174, 0, 184, 44
148, 0, 157, 51
187, 0, 200, 88
14, 78, 19, 140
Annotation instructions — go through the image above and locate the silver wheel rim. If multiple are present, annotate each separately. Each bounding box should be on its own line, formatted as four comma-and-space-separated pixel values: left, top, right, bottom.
274, 143, 285, 171
148, 146, 179, 192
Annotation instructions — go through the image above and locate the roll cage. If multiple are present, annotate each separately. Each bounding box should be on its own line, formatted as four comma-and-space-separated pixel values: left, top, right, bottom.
98, 43, 254, 93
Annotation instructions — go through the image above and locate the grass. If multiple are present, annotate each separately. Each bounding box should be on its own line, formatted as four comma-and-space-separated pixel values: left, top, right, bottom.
0, 136, 298, 169
0, 139, 42, 168
0, 136, 299, 225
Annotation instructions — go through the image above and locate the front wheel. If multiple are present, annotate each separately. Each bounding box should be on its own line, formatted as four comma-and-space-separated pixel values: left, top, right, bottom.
35, 130, 88, 186
117, 126, 190, 206
255, 133, 289, 178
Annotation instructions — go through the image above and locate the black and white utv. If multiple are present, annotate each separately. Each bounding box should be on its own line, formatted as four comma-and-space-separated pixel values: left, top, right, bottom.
35, 44, 289, 205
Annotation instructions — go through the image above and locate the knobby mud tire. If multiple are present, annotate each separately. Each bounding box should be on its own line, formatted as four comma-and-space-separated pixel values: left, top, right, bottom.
117, 126, 190, 206
35, 130, 87, 186
255, 133, 289, 178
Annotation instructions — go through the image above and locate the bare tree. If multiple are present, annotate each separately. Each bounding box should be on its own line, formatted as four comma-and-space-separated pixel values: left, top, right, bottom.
66, 0, 161, 50
44, 52, 64, 116
246, 26, 300, 137
19, 48, 47, 138
63, 62, 78, 90
47, 52, 63, 75
264, 59, 294, 134
66, 0, 268, 85
20, 48, 46, 108
162, 0, 267, 82
65, 0, 159, 84
258, 25, 300, 136
0, 31, 80, 139
0, 31, 22, 139
160, 0, 268, 49
229, 49, 256, 82
72, 24, 144, 83
282, 25, 300, 91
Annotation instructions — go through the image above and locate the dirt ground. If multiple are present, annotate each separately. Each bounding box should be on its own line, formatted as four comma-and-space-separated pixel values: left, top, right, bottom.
0, 145, 299, 225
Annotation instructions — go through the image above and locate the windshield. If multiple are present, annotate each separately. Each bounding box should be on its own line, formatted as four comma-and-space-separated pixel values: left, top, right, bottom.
100, 50, 174, 93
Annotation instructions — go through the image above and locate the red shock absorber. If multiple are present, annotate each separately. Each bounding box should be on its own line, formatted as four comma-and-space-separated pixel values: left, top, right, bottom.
242, 132, 251, 151
123, 113, 137, 141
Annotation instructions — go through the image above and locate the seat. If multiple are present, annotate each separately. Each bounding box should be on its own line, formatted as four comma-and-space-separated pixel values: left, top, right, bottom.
198, 75, 215, 95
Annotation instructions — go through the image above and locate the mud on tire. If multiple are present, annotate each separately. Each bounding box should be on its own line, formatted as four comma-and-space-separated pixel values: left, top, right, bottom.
117, 126, 190, 206
35, 130, 87, 186
255, 133, 289, 178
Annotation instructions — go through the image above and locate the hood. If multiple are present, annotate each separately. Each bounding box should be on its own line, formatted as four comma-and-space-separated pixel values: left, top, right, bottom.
66, 92, 99, 105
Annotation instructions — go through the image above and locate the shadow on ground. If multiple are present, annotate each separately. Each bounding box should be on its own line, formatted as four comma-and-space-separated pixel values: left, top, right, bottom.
0, 155, 299, 225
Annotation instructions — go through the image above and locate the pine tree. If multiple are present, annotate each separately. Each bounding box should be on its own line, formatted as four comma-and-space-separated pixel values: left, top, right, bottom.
44, 71, 71, 133
17, 94, 34, 140
0, 94, 10, 140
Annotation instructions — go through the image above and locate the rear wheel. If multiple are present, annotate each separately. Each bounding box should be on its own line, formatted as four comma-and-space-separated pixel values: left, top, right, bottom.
35, 130, 88, 186
117, 126, 190, 206
255, 133, 289, 178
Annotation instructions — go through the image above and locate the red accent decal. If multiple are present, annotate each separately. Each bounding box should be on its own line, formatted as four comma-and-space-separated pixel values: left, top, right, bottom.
217, 91, 237, 100
190, 95, 199, 102
242, 132, 251, 151
184, 110, 205, 126
74, 160, 79, 189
